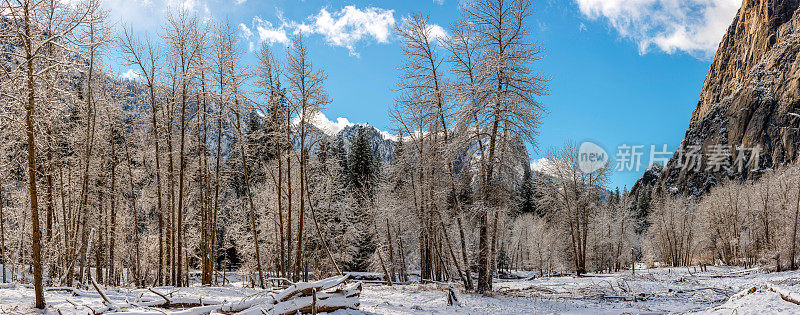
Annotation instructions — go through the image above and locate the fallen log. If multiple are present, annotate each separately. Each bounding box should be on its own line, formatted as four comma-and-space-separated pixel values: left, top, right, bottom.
83, 275, 361, 314
258, 282, 362, 315
235, 281, 362, 315
767, 284, 800, 306
274, 274, 350, 302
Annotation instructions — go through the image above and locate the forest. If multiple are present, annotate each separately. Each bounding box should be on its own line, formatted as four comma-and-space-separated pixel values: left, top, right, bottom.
3, 0, 800, 313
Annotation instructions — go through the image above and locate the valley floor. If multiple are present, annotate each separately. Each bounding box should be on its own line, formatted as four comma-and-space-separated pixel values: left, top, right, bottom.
1, 266, 799, 314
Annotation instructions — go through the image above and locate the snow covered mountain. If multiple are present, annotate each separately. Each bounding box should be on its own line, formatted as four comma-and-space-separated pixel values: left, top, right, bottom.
301, 113, 533, 184
295, 119, 397, 164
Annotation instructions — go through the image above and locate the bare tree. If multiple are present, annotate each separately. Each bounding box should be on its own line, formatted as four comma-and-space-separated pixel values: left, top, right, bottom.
254, 41, 287, 278
543, 142, 610, 275
460, 0, 548, 293
286, 33, 329, 282
162, 9, 202, 286
0, 0, 100, 306
119, 27, 166, 285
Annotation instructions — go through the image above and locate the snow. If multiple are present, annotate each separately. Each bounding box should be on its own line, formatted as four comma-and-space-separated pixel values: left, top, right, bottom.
2, 267, 800, 314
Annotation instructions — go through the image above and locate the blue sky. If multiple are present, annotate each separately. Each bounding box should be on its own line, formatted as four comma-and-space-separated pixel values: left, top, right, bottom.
108, 0, 741, 191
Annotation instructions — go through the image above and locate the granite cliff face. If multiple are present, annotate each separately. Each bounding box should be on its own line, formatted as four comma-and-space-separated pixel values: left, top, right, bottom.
650, 0, 800, 195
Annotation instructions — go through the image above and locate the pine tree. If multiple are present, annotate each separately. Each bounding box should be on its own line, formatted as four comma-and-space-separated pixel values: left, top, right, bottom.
518, 167, 535, 215
346, 127, 379, 271
348, 127, 379, 204
636, 186, 652, 234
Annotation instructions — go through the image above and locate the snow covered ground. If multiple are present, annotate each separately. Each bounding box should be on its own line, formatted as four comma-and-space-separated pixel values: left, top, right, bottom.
2, 266, 800, 314
360, 267, 800, 314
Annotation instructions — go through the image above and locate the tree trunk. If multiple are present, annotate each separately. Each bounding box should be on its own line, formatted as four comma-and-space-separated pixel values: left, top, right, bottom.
176, 72, 189, 286
295, 118, 307, 282
0, 181, 5, 283
212, 100, 223, 285
24, 9, 45, 303
45, 130, 54, 242
439, 217, 467, 290
109, 139, 117, 286
235, 103, 265, 288
476, 211, 488, 294
277, 143, 285, 278
457, 216, 472, 291
286, 114, 293, 279
488, 211, 498, 290
386, 218, 396, 282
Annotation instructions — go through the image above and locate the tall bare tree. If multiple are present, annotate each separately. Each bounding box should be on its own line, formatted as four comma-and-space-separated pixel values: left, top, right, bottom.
120, 27, 166, 285
461, 0, 548, 293
0, 0, 100, 307
286, 34, 329, 282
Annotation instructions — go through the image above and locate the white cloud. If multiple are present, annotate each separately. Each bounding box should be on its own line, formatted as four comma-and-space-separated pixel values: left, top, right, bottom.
246, 6, 396, 56
575, 0, 740, 58
120, 69, 142, 81
427, 24, 448, 42
252, 16, 289, 45
239, 23, 253, 39
103, 0, 212, 36
311, 6, 395, 56
165, 0, 202, 12
433, 0, 445, 5
235, 0, 245, 4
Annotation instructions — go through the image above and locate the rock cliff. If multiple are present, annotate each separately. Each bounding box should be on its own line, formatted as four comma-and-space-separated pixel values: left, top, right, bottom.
650, 0, 800, 195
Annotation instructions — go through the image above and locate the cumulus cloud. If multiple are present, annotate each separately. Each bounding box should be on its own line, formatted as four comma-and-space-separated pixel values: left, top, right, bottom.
239, 23, 253, 39
575, 0, 740, 58
102, 0, 211, 35
427, 24, 448, 42
120, 69, 142, 81
245, 6, 395, 56
433, 0, 445, 5
165, 0, 207, 13
311, 6, 395, 56
252, 16, 289, 45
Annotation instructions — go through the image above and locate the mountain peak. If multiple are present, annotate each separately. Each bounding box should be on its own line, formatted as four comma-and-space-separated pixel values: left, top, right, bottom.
306, 112, 397, 141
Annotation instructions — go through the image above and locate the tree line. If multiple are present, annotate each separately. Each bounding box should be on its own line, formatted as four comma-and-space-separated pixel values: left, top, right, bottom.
7, 0, 800, 310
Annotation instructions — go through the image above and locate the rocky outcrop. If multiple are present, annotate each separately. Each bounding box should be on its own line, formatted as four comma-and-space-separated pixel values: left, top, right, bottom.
632, 164, 663, 194
337, 124, 396, 164
653, 0, 800, 196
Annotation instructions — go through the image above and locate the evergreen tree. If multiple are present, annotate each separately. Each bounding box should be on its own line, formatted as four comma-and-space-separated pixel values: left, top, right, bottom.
635, 186, 652, 234
347, 126, 379, 204
518, 166, 535, 215
345, 126, 379, 271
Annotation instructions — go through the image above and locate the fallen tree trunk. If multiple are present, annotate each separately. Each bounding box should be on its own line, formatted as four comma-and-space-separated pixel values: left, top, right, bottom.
240, 282, 363, 315
50, 275, 360, 314
767, 284, 800, 306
